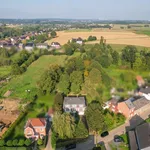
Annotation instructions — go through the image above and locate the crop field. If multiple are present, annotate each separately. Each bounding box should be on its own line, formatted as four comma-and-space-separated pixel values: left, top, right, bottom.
0, 55, 68, 99
47, 30, 150, 47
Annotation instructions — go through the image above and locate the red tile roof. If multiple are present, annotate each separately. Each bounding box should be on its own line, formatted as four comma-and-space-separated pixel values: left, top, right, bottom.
28, 118, 46, 127
136, 76, 144, 81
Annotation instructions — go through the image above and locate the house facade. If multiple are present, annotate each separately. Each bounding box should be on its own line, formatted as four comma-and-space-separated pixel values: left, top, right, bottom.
24, 43, 34, 51
51, 42, 61, 49
24, 118, 46, 140
63, 97, 86, 115
36, 43, 48, 49
118, 98, 135, 118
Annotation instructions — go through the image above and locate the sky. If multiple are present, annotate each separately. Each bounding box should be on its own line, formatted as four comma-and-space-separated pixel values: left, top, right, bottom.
0, 0, 150, 20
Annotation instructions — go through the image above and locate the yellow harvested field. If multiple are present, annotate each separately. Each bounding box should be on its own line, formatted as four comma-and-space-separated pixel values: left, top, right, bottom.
46, 31, 150, 47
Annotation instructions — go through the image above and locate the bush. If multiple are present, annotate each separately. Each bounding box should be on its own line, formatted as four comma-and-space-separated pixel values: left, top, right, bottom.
12, 139, 18, 146
0, 139, 5, 146
6, 140, 13, 147
51, 131, 57, 148
37, 139, 43, 145
18, 139, 25, 146
24, 139, 32, 146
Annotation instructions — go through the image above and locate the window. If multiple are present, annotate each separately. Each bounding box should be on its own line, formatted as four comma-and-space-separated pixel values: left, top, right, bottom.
41, 128, 43, 132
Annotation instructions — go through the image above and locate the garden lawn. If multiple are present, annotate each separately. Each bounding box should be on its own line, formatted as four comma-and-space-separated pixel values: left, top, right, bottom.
0, 66, 11, 78
9, 94, 55, 139
0, 55, 68, 99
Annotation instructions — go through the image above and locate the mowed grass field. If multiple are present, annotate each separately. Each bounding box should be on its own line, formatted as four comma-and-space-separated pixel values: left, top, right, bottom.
46, 30, 150, 47
0, 55, 68, 99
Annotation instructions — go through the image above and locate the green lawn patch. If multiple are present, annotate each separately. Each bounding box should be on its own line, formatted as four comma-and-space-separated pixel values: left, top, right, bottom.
0, 66, 11, 79
0, 55, 68, 99
135, 30, 150, 36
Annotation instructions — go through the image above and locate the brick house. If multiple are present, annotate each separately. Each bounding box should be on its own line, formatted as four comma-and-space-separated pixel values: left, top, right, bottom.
118, 98, 135, 118
24, 118, 46, 140
63, 97, 86, 115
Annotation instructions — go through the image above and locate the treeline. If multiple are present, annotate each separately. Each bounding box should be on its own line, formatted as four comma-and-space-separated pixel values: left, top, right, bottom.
11, 49, 49, 75
0, 47, 17, 66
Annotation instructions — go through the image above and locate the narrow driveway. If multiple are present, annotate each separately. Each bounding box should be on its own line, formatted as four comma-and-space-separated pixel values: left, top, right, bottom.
45, 130, 53, 150
98, 108, 150, 149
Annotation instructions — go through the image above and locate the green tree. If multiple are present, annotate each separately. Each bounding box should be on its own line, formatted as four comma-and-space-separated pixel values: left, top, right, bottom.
122, 45, 137, 69
38, 65, 62, 93
53, 113, 76, 139
85, 101, 106, 144
37, 139, 43, 145
0, 139, 5, 146
70, 71, 83, 93
24, 139, 32, 146
57, 73, 70, 94
51, 31, 57, 38
18, 139, 25, 146
12, 139, 18, 146
89, 68, 102, 84
133, 56, 143, 70
74, 119, 88, 138
54, 93, 63, 113
6, 140, 13, 146
111, 50, 119, 65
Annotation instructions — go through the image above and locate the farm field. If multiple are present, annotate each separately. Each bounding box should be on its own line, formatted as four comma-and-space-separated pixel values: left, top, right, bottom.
46, 30, 150, 47
0, 55, 68, 99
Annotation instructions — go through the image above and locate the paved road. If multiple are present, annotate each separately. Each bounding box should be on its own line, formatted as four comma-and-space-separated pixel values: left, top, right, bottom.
98, 108, 150, 150
57, 136, 95, 150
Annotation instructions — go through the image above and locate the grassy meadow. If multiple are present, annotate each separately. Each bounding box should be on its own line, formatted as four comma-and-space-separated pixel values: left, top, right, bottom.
0, 66, 11, 79
0, 55, 68, 99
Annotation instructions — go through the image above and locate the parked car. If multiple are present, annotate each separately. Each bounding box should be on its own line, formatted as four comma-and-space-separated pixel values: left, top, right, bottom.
65, 143, 76, 150
114, 135, 124, 142
101, 131, 109, 137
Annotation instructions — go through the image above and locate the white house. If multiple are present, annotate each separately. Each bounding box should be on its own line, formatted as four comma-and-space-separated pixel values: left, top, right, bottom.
36, 43, 48, 49
63, 97, 86, 115
51, 42, 61, 49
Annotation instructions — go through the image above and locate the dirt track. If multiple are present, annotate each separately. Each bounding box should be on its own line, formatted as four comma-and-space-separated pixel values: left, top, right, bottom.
0, 99, 20, 137
47, 31, 150, 47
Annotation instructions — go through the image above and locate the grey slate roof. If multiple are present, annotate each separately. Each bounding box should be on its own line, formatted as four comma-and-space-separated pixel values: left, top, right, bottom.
125, 98, 135, 109
36, 43, 48, 46
128, 131, 138, 150
140, 87, 150, 94
132, 97, 150, 110
135, 123, 150, 149
63, 97, 86, 106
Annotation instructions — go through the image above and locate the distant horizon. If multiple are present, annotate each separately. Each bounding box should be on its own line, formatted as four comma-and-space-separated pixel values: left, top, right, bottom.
0, 18, 149, 21
1, 0, 150, 20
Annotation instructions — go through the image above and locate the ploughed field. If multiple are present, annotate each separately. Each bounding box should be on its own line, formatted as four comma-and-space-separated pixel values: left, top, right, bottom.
47, 31, 150, 47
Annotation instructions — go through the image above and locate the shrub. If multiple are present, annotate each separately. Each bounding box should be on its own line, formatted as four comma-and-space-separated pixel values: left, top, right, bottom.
12, 139, 18, 146
6, 140, 13, 146
0, 139, 5, 146
18, 139, 25, 146
37, 139, 43, 145
24, 139, 32, 146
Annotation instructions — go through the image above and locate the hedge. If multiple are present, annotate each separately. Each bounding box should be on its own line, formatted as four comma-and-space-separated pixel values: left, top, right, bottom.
2, 111, 27, 140
0, 147, 27, 150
